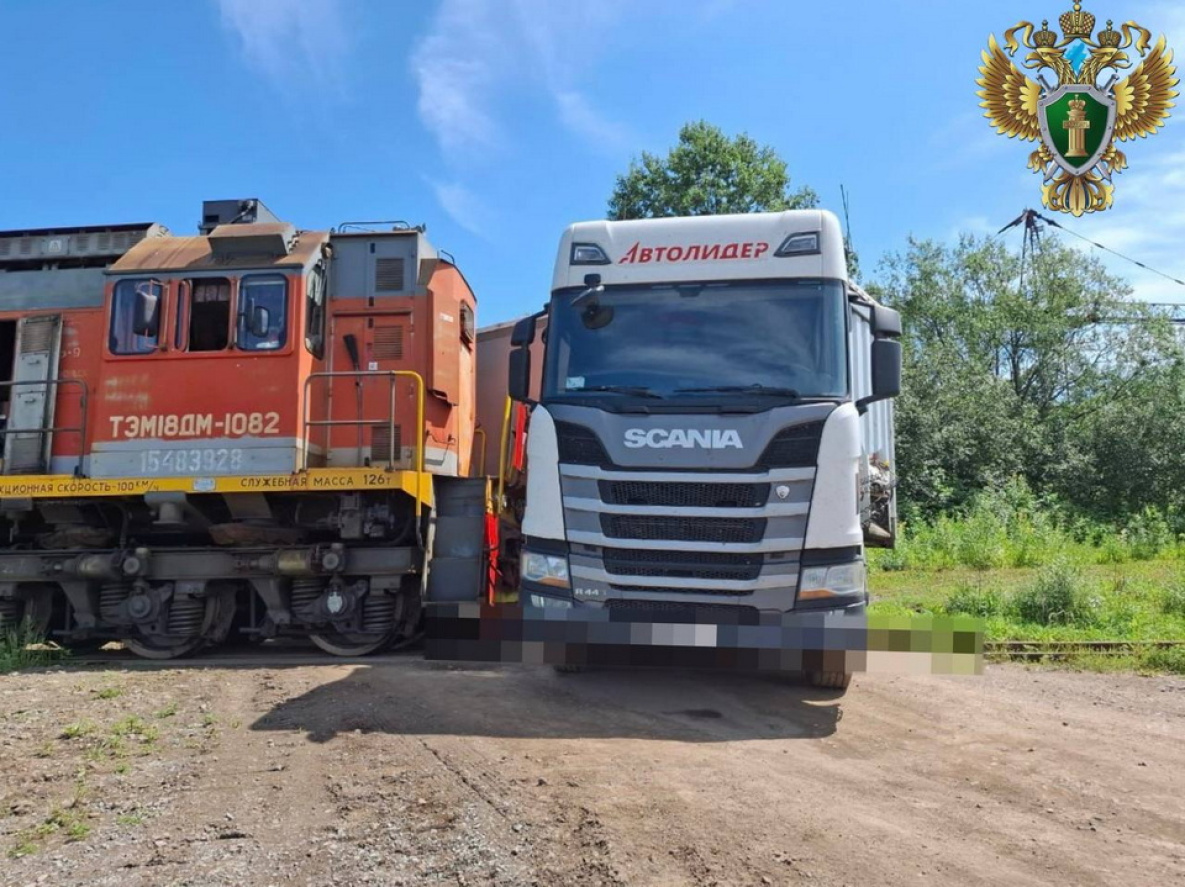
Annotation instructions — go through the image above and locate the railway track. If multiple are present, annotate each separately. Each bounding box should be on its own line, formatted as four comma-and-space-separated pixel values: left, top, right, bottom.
985, 640, 1185, 660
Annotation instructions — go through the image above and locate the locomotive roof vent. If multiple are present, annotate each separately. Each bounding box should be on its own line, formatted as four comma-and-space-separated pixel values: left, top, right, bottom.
198, 198, 282, 235
208, 222, 297, 260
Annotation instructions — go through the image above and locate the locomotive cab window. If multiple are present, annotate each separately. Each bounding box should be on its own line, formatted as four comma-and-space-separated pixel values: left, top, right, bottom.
185, 278, 231, 352
109, 278, 163, 355
304, 263, 326, 359
239, 274, 288, 352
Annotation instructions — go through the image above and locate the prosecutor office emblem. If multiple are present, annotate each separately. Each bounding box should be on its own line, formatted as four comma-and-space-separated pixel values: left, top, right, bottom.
977, 2, 1178, 215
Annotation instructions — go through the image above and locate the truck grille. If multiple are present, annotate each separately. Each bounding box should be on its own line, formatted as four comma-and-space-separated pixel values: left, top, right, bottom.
756, 422, 825, 468
602, 548, 762, 582
601, 514, 766, 544
555, 422, 612, 467
599, 480, 769, 508
607, 585, 752, 598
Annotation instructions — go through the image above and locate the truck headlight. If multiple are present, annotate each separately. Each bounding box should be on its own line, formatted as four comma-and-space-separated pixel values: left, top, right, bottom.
522, 551, 570, 589
798, 561, 865, 602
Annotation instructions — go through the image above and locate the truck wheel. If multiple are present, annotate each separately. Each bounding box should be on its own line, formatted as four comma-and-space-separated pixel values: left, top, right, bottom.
807, 671, 852, 691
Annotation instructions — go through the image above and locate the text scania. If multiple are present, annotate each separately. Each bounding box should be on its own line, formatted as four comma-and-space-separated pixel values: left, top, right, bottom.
623, 429, 744, 450
618, 241, 769, 264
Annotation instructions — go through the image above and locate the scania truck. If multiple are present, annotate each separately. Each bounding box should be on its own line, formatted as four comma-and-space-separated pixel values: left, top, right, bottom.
472, 209, 902, 689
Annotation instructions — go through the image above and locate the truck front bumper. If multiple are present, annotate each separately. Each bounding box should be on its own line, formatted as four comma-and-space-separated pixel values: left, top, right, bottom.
424, 601, 982, 675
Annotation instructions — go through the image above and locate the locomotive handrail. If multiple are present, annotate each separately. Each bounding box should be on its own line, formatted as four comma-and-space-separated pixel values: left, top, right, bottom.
472, 426, 487, 478
0, 377, 89, 477
300, 371, 425, 480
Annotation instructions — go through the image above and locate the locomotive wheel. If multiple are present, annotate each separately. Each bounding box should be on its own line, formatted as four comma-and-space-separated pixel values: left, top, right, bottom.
309, 587, 409, 657
308, 629, 395, 657
0, 587, 54, 640
122, 588, 236, 661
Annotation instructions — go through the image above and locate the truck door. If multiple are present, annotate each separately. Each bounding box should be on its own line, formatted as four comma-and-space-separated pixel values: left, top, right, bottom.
2, 314, 63, 474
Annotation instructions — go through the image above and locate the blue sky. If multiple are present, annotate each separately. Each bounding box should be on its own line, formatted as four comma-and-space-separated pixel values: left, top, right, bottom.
1, 0, 1183, 323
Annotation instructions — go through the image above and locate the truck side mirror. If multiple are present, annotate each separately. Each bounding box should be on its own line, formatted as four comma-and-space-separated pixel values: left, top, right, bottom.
872, 304, 902, 338
132, 281, 162, 337
508, 346, 531, 402
871, 338, 902, 400
511, 315, 536, 347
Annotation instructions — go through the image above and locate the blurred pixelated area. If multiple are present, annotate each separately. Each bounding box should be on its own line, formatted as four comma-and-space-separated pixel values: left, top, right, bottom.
426, 606, 983, 675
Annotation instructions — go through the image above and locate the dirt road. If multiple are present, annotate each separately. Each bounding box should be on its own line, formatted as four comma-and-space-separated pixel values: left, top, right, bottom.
2, 658, 1183, 886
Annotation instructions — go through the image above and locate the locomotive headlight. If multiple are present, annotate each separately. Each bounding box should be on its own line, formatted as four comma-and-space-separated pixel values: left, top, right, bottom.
522, 551, 570, 589
797, 561, 865, 602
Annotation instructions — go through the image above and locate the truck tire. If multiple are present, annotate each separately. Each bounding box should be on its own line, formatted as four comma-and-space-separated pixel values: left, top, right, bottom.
807, 671, 852, 691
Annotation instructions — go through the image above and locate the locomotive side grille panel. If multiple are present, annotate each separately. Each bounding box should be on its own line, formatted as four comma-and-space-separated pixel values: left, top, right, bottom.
375, 257, 406, 292
373, 326, 404, 361
19, 318, 57, 354
371, 425, 403, 463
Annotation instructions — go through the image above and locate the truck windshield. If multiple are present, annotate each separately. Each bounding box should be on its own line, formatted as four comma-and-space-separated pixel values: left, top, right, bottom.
543, 280, 848, 402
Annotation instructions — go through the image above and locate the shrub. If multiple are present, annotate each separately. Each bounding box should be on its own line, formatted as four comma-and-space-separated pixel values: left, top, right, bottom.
954, 501, 1008, 570
1159, 580, 1185, 617
1011, 560, 1097, 626
1125, 507, 1175, 561
1095, 533, 1131, 565
1143, 645, 1185, 675
944, 582, 1004, 617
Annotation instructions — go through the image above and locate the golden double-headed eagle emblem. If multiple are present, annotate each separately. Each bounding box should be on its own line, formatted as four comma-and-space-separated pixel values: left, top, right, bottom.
977, 2, 1178, 215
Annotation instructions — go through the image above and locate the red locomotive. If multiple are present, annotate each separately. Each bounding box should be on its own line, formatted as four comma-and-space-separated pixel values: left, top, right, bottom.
0, 199, 480, 657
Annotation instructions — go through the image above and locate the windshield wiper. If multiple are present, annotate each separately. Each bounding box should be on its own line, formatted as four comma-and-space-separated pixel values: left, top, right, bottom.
675, 385, 802, 398
571, 385, 664, 399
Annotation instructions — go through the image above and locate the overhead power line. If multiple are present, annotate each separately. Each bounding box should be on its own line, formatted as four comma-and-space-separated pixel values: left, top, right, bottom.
999, 208, 1185, 290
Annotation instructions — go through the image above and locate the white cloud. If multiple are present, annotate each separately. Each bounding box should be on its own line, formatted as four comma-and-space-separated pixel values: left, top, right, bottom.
410, 0, 508, 160
554, 90, 631, 153
215, 0, 347, 94
429, 179, 493, 237
1056, 147, 1185, 306
410, 0, 633, 161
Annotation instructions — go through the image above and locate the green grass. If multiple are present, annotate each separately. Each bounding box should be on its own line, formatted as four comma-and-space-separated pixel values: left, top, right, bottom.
869, 555, 1185, 673
59, 720, 97, 740
94, 686, 123, 700
0, 620, 63, 675
154, 701, 179, 719
7, 839, 38, 859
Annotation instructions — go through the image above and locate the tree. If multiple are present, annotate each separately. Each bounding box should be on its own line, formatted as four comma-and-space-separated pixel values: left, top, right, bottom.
873, 234, 1179, 519
608, 121, 818, 220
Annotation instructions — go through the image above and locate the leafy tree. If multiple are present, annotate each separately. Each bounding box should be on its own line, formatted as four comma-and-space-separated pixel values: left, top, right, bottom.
873, 234, 1179, 519
608, 121, 818, 220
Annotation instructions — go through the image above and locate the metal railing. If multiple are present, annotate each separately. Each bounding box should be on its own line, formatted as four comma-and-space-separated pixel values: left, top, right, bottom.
300, 370, 425, 475
0, 378, 89, 477
472, 426, 487, 477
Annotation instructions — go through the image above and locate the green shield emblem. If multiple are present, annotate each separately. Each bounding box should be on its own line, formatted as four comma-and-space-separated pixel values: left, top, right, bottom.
1039, 86, 1116, 175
